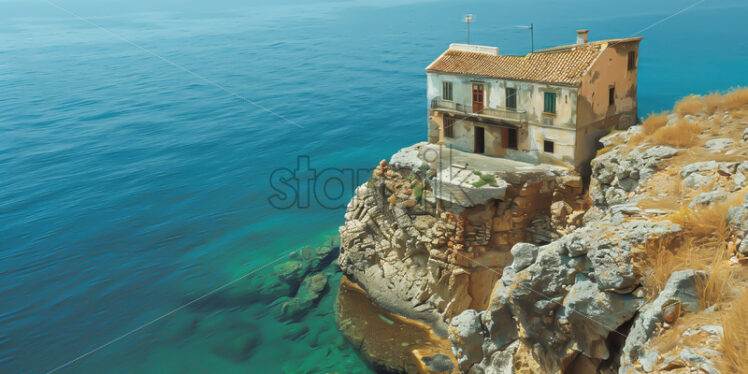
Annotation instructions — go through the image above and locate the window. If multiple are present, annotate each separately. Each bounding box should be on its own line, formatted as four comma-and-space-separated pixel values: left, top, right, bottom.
505, 87, 517, 109
444, 116, 455, 138
544, 92, 556, 114
442, 81, 453, 101
609, 87, 615, 106
627, 51, 637, 70
544, 140, 555, 153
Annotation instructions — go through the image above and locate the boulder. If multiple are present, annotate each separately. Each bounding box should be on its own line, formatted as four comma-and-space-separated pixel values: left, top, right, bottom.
560, 279, 643, 359
704, 138, 734, 150
275, 273, 329, 321
510, 243, 538, 271
680, 161, 720, 178
620, 270, 705, 371
448, 309, 485, 372
274, 260, 309, 286
689, 190, 727, 209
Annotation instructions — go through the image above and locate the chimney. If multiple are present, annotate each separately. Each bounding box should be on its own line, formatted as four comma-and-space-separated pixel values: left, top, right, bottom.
576, 29, 589, 44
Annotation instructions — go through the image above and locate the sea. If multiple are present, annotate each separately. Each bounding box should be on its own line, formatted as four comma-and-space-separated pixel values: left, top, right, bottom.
1, 0, 746, 372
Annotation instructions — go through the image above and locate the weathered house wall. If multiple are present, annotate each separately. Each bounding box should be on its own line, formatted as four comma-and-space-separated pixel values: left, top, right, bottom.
575, 40, 640, 175
427, 72, 578, 163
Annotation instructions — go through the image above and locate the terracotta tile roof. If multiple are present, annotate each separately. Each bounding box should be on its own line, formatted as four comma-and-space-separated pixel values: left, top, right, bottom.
426, 42, 608, 86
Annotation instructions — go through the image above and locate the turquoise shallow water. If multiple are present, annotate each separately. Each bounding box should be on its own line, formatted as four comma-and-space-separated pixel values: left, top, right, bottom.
1, 0, 747, 372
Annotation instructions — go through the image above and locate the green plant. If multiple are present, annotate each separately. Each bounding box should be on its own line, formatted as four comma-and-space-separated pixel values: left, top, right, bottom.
471, 180, 487, 188
472, 170, 482, 176
419, 163, 430, 171
413, 183, 423, 202
480, 174, 499, 187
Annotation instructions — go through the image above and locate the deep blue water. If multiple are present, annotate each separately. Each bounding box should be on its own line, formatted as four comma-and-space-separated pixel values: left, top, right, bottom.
1, 0, 746, 372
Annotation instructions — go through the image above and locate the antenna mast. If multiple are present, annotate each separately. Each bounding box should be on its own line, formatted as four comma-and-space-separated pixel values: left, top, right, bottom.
530, 23, 534, 52
464, 14, 473, 44
516, 24, 535, 52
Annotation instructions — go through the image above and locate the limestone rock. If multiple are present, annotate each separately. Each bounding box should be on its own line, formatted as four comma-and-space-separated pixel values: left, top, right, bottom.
590, 144, 679, 209
620, 270, 705, 372
449, 309, 485, 372
704, 138, 734, 150
510, 243, 538, 271
560, 280, 643, 359
689, 190, 727, 209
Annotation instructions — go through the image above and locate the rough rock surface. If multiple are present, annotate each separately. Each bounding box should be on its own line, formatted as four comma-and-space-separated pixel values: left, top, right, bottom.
338, 144, 585, 334
590, 144, 679, 207
620, 270, 705, 372
338, 105, 748, 373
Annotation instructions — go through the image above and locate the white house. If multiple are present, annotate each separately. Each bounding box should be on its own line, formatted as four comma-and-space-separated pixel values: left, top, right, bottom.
426, 30, 641, 176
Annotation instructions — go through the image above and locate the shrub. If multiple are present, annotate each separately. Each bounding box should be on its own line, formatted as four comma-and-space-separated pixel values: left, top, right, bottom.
413, 183, 423, 202
650, 119, 702, 147
719, 87, 748, 111
641, 112, 669, 135
703, 92, 721, 115
674, 95, 705, 116
719, 291, 748, 374
419, 163, 430, 171
472, 170, 482, 176
471, 179, 487, 188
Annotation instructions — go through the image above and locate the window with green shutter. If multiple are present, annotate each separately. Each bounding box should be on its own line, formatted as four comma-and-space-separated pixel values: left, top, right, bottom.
544, 92, 556, 114
442, 81, 453, 101
505, 87, 517, 109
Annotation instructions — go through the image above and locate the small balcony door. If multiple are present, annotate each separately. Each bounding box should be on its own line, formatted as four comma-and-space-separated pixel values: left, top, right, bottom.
472, 83, 484, 113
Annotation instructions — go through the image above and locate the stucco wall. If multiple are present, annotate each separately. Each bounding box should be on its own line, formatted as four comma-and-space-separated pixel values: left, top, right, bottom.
426, 72, 578, 127
575, 39, 640, 175
576, 40, 639, 127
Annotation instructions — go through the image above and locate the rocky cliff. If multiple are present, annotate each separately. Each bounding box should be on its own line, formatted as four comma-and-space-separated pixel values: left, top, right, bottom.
336, 89, 748, 374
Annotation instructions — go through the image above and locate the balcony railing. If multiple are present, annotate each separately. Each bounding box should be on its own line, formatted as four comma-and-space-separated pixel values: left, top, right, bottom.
431, 99, 528, 125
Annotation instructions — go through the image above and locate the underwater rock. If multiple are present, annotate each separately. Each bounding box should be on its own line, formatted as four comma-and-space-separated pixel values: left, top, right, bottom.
274, 260, 309, 286
210, 330, 262, 363
275, 273, 329, 321
281, 323, 310, 341
160, 312, 201, 343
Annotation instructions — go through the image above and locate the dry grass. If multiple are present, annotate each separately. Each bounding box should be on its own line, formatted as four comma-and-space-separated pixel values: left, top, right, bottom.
696, 255, 734, 308
655, 311, 722, 356
718, 291, 748, 374
720, 87, 748, 111
641, 112, 669, 135
667, 193, 744, 238
703, 93, 722, 115
637, 171, 684, 211
673, 87, 748, 116
641, 193, 744, 301
649, 119, 703, 148
675, 95, 707, 116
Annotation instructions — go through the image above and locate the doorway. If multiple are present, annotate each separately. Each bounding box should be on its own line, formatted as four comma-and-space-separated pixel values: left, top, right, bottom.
472, 83, 484, 113
501, 127, 518, 150
474, 126, 485, 154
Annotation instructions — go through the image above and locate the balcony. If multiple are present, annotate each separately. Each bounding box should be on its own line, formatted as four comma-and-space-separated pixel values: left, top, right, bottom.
431, 99, 528, 128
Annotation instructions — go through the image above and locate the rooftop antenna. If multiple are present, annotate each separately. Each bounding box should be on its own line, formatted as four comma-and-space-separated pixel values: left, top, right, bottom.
464, 14, 473, 44
516, 24, 534, 52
